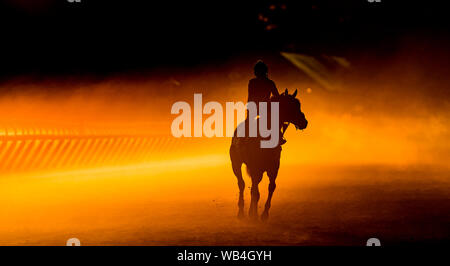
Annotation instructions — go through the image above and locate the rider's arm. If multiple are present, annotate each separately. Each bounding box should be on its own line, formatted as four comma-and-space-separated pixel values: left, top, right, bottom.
270, 80, 280, 97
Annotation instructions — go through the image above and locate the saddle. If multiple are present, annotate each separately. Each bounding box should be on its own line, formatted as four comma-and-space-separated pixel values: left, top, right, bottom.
231, 118, 288, 148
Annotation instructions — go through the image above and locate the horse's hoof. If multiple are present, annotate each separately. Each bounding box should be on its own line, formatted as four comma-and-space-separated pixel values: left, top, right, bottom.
261, 212, 269, 221
237, 211, 245, 220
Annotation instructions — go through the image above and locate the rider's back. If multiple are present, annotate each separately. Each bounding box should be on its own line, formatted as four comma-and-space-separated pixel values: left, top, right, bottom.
248, 77, 278, 104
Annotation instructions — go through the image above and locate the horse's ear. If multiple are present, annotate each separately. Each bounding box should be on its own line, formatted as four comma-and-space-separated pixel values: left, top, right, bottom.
292, 89, 298, 97
284, 89, 288, 95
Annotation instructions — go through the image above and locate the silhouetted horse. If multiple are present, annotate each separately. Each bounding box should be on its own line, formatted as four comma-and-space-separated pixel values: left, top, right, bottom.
230, 89, 308, 221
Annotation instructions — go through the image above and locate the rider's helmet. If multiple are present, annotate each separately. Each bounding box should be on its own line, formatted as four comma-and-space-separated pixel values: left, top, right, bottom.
254, 60, 268, 78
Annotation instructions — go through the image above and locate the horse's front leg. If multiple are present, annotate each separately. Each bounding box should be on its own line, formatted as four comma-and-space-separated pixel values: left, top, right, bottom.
249, 171, 263, 219
261, 167, 279, 221
234, 165, 245, 219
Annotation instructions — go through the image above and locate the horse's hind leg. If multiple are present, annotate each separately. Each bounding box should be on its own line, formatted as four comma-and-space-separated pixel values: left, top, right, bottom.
249, 171, 263, 220
232, 161, 245, 219
261, 169, 278, 221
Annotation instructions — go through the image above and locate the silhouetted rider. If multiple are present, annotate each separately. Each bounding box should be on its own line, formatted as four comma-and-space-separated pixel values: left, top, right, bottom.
247, 60, 287, 145
248, 60, 280, 104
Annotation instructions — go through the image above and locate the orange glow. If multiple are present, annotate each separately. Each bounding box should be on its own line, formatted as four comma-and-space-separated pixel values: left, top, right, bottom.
0, 60, 449, 245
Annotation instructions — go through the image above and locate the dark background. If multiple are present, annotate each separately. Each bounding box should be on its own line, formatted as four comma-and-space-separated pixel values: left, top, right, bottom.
0, 0, 448, 78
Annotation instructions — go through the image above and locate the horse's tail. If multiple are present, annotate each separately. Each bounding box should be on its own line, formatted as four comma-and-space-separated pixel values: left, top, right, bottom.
230, 144, 243, 176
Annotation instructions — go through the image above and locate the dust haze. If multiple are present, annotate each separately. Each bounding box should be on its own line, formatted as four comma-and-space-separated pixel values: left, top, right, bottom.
0, 40, 449, 245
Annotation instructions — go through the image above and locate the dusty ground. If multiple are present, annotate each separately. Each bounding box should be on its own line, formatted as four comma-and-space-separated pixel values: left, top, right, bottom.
1, 161, 449, 246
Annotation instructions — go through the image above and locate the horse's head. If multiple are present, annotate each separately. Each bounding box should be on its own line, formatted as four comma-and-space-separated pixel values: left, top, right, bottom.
276, 89, 308, 130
